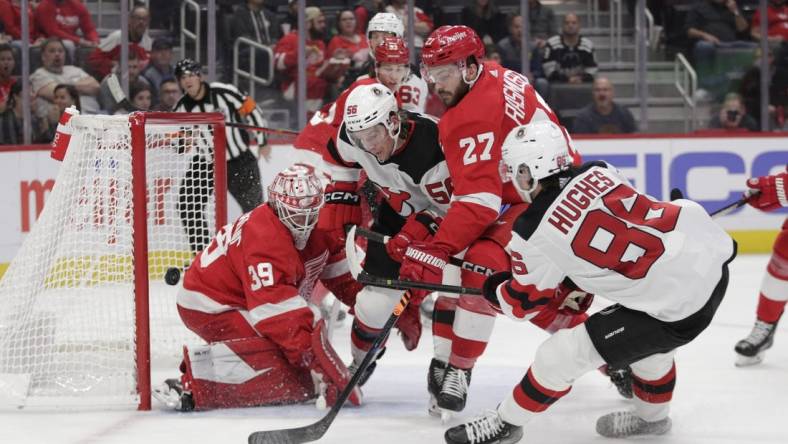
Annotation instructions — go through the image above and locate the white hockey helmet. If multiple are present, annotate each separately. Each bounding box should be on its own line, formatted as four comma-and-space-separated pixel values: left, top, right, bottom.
344, 83, 399, 137
367, 12, 404, 39
501, 121, 572, 203
267, 164, 324, 249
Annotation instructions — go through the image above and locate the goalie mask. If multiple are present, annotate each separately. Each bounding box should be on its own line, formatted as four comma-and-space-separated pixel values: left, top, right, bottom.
267, 165, 324, 249
344, 83, 400, 162
501, 121, 572, 203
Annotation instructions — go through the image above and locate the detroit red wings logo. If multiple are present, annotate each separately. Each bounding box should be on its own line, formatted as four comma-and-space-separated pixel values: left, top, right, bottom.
379, 187, 412, 214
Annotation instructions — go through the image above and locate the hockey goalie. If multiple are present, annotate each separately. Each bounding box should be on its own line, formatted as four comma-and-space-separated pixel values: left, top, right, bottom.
153, 165, 362, 411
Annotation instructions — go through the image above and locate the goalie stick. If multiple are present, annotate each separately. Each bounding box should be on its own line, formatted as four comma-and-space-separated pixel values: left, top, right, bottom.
107, 74, 298, 137
248, 291, 413, 444
349, 226, 495, 276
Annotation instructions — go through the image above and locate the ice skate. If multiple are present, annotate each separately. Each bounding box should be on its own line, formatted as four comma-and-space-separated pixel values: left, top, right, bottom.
596, 411, 672, 438
735, 319, 778, 366
437, 364, 472, 421
152, 378, 194, 412
428, 358, 447, 417
605, 364, 633, 399
444, 409, 523, 444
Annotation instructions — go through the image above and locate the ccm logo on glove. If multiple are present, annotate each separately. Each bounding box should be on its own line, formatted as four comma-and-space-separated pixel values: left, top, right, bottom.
325, 191, 360, 204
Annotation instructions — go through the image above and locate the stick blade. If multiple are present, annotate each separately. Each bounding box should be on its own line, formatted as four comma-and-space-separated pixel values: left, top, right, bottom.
344, 225, 364, 279
248, 423, 327, 444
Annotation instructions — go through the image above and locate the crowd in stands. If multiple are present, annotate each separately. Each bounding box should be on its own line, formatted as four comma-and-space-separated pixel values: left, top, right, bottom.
0, 0, 786, 145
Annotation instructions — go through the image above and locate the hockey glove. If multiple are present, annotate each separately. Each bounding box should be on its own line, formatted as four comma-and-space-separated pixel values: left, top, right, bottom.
399, 241, 449, 305
386, 211, 442, 263
554, 282, 594, 315
481, 271, 512, 313
306, 319, 362, 408
317, 181, 362, 232
746, 169, 788, 212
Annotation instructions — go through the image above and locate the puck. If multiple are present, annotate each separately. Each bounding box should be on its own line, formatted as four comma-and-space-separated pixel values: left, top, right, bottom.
165, 267, 181, 285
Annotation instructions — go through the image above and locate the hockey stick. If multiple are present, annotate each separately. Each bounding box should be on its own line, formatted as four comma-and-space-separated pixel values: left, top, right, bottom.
670, 187, 755, 219
226, 122, 299, 136
351, 226, 495, 276
345, 226, 482, 295
248, 290, 413, 444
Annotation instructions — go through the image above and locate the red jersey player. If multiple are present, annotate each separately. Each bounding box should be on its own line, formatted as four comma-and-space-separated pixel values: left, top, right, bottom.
734, 166, 788, 365
152, 165, 362, 411
398, 25, 576, 417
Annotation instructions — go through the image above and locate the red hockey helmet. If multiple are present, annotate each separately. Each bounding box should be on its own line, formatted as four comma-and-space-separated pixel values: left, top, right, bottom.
421, 25, 485, 68
374, 36, 409, 65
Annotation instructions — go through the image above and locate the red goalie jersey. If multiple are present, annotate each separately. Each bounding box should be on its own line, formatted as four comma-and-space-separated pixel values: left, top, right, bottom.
431, 60, 579, 255
180, 203, 361, 365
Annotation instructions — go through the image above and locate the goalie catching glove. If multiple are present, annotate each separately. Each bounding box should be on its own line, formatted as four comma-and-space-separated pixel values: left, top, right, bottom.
317, 181, 362, 232
745, 167, 788, 212
386, 211, 441, 262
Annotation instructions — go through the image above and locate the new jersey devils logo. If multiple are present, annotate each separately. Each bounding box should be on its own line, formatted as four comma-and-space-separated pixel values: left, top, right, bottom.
379, 186, 412, 214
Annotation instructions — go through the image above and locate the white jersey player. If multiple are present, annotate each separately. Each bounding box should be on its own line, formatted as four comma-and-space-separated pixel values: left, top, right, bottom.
444, 121, 737, 444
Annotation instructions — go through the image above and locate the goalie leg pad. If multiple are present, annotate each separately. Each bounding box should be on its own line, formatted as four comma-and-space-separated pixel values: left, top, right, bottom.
182, 337, 314, 411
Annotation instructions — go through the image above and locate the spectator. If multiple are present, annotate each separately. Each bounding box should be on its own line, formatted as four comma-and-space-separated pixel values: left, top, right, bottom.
98, 51, 149, 112
528, 0, 557, 48
0, 0, 41, 43
116, 81, 151, 114
484, 43, 502, 65
385, 0, 433, 48
687, 0, 752, 89
461, 0, 507, 45
497, 15, 529, 74
87, 4, 151, 79
738, 47, 780, 126
274, 7, 335, 113
354, 0, 386, 34
229, 0, 280, 47
542, 13, 598, 84
0, 82, 45, 144
751, 0, 788, 43
572, 77, 637, 134
40, 83, 79, 140
709, 92, 759, 131
0, 44, 16, 113
31, 38, 99, 120
328, 10, 369, 70
141, 38, 175, 99
35, 0, 99, 48
281, 0, 298, 35
151, 78, 181, 111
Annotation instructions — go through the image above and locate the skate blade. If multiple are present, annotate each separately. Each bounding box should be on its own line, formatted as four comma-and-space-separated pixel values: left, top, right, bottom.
441, 409, 453, 424
735, 353, 764, 367
428, 395, 442, 417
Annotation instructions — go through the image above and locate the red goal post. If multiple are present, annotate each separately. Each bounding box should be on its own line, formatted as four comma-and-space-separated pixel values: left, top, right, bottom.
0, 112, 228, 410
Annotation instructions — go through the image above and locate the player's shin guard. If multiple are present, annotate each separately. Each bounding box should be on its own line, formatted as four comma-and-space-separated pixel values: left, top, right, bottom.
432, 295, 457, 363
179, 338, 313, 410
630, 356, 675, 422
449, 296, 496, 369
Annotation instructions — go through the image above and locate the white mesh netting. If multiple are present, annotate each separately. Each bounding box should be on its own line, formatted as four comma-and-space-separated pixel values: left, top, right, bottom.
0, 114, 220, 408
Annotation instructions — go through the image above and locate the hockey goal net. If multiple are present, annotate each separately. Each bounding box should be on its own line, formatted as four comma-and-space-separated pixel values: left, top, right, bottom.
0, 112, 227, 410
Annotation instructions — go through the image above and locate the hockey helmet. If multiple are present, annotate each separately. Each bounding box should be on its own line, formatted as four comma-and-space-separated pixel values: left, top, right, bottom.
375, 36, 409, 65
501, 121, 572, 203
267, 164, 324, 249
366, 12, 404, 39
421, 25, 485, 68
344, 83, 399, 135
174, 58, 202, 79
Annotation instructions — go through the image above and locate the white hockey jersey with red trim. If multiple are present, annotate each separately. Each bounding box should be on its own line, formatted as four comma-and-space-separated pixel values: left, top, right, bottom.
497, 162, 736, 323
431, 61, 569, 255
181, 204, 359, 364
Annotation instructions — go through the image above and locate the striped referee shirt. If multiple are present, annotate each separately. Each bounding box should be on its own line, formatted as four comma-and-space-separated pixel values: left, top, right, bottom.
173, 82, 267, 159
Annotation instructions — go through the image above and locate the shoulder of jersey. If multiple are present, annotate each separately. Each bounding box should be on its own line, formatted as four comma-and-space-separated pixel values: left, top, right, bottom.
208, 81, 244, 95
440, 67, 504, 125
546, 35, 562, 47
245, 204, 294, 248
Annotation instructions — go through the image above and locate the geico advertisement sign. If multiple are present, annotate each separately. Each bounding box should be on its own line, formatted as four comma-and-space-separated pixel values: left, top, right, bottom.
1, 148, 196, 262
574, 135, 787, 230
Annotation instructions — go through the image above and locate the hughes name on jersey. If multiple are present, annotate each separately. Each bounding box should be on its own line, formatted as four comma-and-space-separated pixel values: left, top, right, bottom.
325, 111, 451, 217
500, 161, 736, 323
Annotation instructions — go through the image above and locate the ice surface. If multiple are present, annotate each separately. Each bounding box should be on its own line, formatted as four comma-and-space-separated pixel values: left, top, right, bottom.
1, 255, 786, 444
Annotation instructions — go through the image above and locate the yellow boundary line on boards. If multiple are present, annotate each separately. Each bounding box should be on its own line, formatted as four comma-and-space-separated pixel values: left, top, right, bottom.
0, 231, 779, 282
